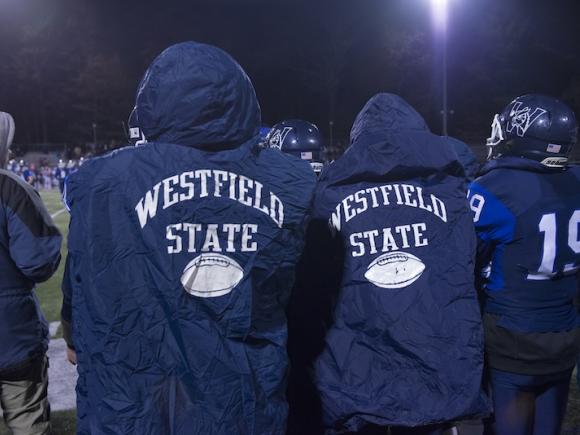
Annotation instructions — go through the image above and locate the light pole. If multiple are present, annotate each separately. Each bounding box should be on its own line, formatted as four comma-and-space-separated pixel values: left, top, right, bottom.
329, 120, 334, 147
431, 0, 449, 136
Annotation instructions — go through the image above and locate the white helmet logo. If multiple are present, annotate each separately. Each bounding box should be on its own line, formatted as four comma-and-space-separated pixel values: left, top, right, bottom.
268, 127, 293, 150
506, 102, 547, 137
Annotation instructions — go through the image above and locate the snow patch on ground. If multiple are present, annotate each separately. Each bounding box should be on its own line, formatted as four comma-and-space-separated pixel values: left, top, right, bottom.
47, 337, 77, 411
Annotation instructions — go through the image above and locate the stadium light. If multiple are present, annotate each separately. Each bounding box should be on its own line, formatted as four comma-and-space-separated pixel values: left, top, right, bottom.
431, 0, 448, 32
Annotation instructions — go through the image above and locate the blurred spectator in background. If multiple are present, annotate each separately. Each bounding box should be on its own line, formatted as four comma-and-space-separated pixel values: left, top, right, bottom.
42, 166, 52, 190
54, 160, 67, 193
22, 162, 36, 187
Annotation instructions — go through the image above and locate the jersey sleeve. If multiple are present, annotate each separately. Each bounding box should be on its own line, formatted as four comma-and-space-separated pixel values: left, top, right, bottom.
468, 181, 516, 244
468, 181, 516, 291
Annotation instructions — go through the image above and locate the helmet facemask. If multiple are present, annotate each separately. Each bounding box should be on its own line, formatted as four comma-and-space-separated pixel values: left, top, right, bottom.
486, 114, 505, 160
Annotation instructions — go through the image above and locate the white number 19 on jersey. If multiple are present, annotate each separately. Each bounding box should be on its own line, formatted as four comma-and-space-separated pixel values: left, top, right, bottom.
528, 210, 580, 280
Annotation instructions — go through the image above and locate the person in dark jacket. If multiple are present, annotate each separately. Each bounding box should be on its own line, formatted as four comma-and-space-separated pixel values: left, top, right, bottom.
61, 42, 316, 435
469, 94, 580, 435
0, 111, 62, 435
302, 94, 489, 434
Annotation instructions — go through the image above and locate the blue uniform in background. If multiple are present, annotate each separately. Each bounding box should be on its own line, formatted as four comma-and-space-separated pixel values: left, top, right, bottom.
21, 167, 34, 185
62, 42, 316, 435
292, 94, 489, 434
54, 166, 67, 193
469, 158, 580, 435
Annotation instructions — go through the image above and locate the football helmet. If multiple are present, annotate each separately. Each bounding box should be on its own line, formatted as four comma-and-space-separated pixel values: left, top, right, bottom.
486, 94, 577, 167
266, 119, 324, 173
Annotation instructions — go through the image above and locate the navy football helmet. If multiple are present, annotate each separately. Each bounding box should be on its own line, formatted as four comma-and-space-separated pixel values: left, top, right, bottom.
486, 94, 578, 167
266, 119, 324, 173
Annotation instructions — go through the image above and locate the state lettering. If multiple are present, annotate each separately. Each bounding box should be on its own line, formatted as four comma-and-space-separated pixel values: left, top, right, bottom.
349, 222, 429, 257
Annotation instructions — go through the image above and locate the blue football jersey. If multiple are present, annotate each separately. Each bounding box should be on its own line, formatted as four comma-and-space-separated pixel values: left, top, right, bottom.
469, 158, 580, 333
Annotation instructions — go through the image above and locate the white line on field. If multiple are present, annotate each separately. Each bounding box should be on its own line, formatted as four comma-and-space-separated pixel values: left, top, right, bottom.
51, 208, 67, 219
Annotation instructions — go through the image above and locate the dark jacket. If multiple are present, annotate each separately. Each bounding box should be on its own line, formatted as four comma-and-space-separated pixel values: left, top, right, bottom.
306, 94, 489, 432
63, 42, 316, 435
0, 169, 61, 371
448, 137, 479, 183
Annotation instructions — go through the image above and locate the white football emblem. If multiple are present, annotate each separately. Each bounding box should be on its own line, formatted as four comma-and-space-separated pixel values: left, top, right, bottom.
181, 253, 244, 298
364, 252, 425, 289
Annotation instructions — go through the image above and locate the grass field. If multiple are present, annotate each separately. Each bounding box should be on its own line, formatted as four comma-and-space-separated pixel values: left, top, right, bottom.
36, 190, 70, 324
1, 189, 579, 434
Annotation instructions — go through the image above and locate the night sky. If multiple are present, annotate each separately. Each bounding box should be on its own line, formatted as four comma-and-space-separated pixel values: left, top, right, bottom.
1, 0, 580, 151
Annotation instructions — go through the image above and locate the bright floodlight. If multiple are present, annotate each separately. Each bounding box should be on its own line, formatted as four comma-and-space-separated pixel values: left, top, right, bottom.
431, 0, 448, 31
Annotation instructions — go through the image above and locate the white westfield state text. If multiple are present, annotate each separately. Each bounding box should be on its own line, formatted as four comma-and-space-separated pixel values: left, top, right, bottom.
331, 183, 450, 289
135, 169, 284, 229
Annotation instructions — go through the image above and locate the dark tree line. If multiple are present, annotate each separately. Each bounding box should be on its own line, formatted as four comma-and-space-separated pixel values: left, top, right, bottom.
0, 0, 579, 151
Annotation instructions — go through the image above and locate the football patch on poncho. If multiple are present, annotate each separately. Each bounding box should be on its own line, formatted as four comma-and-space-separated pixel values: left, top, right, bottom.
181, 253, 244, 297
364, 251, 425, 289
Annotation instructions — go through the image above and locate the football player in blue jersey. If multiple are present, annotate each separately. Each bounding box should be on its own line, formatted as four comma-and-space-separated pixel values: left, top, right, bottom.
22, 163, 36, 187
53, 160, 67, 194
265, 119, 325, 175
468, 94, 580, 435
